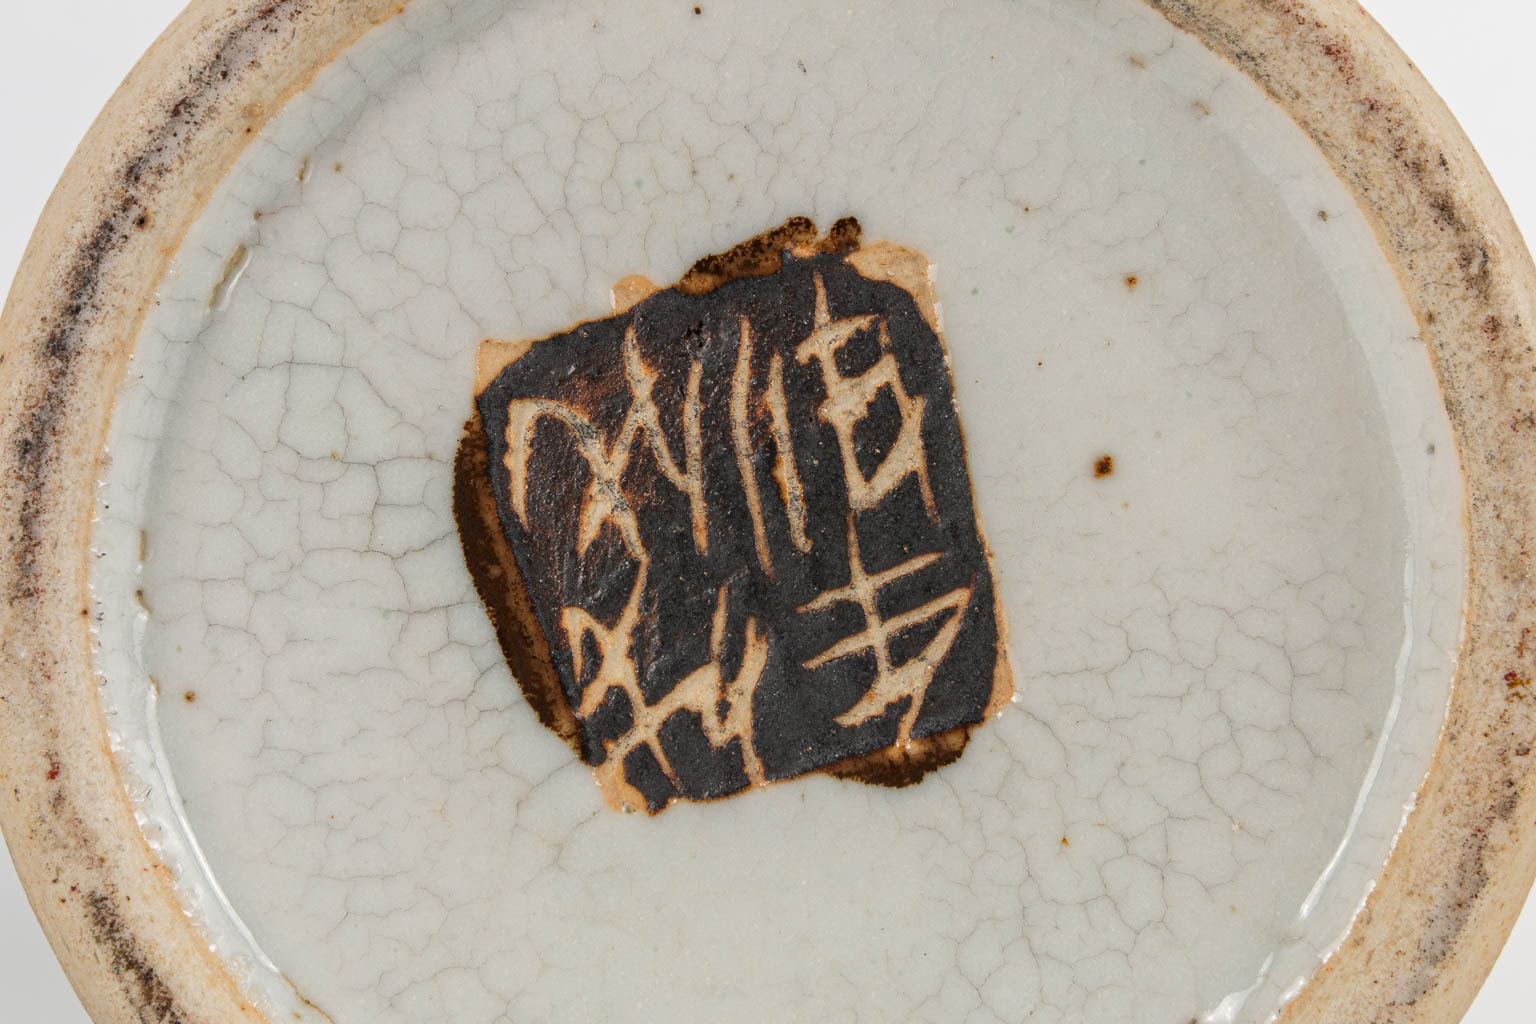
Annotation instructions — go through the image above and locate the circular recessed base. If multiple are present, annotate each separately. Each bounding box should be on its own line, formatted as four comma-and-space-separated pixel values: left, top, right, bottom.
3, 2, 1535, 1023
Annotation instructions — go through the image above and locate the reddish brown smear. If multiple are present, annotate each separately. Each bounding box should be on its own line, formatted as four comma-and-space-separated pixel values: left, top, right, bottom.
1094, 455, 1115, 477
453, 417, 580, 753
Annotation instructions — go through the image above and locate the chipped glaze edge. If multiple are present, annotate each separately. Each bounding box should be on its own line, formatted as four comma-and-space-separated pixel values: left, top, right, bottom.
0, 1, 1532, 1022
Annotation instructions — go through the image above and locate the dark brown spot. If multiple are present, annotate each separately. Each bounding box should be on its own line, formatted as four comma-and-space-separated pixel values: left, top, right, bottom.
693, 4, 701, 12
1124, 274, 1139, 290
132, 213, 150, 230
1094, 455, 1115, 477
1317, 209, 1329, 222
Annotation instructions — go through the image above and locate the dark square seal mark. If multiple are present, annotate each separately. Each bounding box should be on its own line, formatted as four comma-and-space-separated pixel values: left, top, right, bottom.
455, 218, 1013, 813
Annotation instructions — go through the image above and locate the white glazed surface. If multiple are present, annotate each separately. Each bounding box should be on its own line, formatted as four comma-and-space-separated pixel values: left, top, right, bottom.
89, 1, 1464, 1022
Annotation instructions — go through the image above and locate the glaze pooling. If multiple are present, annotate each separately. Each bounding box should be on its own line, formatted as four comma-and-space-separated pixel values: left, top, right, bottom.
90, 0, 1464, 1021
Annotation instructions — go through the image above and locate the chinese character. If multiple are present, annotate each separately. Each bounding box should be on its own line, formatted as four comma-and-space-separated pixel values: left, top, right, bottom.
458, 218, 1012, 813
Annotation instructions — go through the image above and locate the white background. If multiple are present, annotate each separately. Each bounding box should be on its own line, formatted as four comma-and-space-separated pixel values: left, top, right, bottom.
0, 2, 1532, 1021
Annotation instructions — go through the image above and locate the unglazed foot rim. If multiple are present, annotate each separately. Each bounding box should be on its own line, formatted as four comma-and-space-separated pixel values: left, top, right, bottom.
0, 2, 1533, 1023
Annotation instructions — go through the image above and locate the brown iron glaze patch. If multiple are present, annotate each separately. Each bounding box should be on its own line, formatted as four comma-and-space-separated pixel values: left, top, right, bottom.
458, 220, 1013, 812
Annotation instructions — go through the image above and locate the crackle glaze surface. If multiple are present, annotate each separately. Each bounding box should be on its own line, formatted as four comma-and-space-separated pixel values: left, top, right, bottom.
90, 0, 1464, 1021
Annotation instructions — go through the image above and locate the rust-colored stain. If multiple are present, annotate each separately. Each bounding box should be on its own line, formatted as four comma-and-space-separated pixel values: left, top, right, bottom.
1124, 274, 1139, 290
1094, 455, 1115, 478
1320, 41, 1357, 85
675, 214, 859, 296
